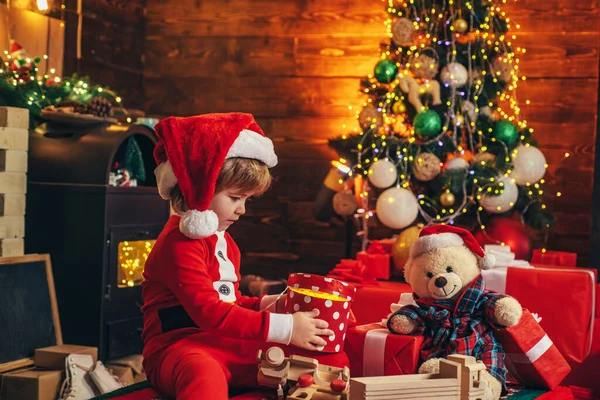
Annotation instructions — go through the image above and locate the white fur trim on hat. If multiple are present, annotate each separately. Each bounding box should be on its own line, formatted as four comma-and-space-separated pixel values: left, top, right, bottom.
155, 161, 177, 200
226, 129, 278, 167
409, 232, 464, 259
179, 209, 219, 239
481, 253, 496, 270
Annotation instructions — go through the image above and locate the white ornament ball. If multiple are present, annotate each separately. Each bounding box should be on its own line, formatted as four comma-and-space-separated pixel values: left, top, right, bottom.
440, 62, 468, 88
479, 175, 519, 214
511, 145, 547, 185
376, 187, 419, 229
368, 159, 398, 189
444, 157, 470, 171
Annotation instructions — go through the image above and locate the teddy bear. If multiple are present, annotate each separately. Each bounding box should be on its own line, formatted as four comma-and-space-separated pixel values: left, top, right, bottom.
387, 225, 523, 400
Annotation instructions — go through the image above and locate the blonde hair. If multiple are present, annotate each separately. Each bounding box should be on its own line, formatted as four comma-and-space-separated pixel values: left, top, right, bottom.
170, 158, 272, 214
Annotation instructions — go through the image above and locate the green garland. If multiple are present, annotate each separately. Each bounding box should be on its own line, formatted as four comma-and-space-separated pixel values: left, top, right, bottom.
0, 55, 121, 127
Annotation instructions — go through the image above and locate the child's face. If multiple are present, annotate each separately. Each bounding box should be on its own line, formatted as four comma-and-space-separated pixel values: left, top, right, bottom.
209, 188, 256, 231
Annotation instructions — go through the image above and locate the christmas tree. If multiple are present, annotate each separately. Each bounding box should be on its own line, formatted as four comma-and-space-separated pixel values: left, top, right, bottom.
328, 0, 555, 252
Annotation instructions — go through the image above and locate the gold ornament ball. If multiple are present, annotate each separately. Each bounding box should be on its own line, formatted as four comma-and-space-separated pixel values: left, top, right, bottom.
440, 191, 455, 207
391, 224, 424, 276
392, 101, 406, 115
455, 114, 465, 126
453, 18, 469, 33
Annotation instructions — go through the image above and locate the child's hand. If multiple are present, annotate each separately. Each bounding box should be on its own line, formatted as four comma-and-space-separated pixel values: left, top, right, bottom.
290, 309, 334, 351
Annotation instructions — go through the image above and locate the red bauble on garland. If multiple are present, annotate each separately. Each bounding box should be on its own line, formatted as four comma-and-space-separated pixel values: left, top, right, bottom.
474, 217, 532, 261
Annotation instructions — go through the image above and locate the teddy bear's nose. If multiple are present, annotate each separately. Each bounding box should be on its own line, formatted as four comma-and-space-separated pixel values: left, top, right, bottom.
434, 276, 448, 288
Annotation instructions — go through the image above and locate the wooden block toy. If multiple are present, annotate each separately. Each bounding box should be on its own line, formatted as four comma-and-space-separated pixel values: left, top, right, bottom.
0, 172, 27, 194
0, 216, 25, 239
0, 107, 29, 130
0, 150, 28, 172
257, 347, 350, 400
0, 238, 24, 257
349, 355, 490, 400
0, 128, 28, 151
0, 194, 26, 216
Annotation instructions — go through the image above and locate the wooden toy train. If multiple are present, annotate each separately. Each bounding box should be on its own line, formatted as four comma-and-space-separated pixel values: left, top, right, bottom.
257, 348, 491, 400
257, 347, 350, 400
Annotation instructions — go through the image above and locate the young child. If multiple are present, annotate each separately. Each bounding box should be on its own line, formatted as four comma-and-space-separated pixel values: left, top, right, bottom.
142, 113, 348, 399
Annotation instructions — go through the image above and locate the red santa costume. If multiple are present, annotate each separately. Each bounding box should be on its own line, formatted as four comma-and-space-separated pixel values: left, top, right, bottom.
142, 113, 348, 399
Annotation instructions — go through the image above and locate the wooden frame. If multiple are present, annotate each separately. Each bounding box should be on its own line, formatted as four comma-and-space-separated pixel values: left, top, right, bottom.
0, 254, 62, 373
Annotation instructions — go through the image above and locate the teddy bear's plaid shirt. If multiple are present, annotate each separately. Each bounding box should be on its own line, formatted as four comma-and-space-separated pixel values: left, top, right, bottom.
387, 276, 508, 389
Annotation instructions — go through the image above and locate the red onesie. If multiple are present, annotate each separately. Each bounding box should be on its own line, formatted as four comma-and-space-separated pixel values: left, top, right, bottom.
142, 215, 348, 399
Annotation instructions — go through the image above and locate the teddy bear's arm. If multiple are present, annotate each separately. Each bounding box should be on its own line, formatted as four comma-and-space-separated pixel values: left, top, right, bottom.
483, 292, 523, 328
386, 306, 424, 335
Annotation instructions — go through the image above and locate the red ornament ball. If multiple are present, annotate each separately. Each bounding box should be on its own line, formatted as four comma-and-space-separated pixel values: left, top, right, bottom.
474, 217, 532, 261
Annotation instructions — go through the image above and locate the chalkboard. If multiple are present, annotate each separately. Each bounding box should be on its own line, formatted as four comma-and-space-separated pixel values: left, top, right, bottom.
0, 254, 62, 372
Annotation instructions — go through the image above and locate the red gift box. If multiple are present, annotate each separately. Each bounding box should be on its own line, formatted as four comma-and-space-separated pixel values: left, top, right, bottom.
328, 259, 378, 284
344, 323, 423, 377
531, 250, 577, 267
351, 281, 412, 325
369, 239, 395, 254
482, 266, 596, 364
285, 273, 356, 353
496, 309, 571, 390
356, 244, 391, 280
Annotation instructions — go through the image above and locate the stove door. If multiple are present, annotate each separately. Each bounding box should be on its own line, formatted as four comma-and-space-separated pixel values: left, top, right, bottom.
104, 224, 163, 360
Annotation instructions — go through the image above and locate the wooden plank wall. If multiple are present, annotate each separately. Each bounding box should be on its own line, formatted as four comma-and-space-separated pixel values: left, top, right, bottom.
63, 0, 146, 110
144, 0, 599, 276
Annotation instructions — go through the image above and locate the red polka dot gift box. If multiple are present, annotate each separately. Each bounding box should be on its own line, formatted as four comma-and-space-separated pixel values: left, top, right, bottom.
284, 273, 356, 353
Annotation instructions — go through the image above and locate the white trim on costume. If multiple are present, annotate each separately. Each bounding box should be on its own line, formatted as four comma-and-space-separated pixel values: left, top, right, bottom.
213, 231, 238, 303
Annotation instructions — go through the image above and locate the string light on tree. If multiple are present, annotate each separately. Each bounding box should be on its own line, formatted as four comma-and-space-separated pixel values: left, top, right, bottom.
325, 0, 563, 250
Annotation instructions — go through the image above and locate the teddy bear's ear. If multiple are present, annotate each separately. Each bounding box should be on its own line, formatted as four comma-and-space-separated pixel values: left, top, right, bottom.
404, 258, 413, 283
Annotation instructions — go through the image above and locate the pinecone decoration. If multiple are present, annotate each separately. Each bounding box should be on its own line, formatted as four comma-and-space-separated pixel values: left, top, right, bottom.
55, 100, 86, 114
86, 97, 112, 118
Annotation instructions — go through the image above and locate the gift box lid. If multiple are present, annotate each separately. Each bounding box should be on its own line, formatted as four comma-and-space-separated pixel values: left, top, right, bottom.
288, 273, 356, 301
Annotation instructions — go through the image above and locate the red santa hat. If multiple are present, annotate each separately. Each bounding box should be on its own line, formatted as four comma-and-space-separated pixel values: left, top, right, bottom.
9, 40, 27, 58
409, 225, 495, 269
153, 112, 277, 239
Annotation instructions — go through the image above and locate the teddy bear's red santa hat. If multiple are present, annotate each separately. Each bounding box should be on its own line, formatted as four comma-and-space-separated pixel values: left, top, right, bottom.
409, 225, 495, 269
153, 113, 277, 239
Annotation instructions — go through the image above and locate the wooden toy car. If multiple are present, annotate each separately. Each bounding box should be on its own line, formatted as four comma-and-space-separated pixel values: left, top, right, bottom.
256, 347, 350, 400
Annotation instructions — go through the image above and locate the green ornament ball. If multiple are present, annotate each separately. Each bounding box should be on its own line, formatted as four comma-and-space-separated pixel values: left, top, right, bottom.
493, 120, 518, 146
374, 60, 398, 84
413, 110, 442, 137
